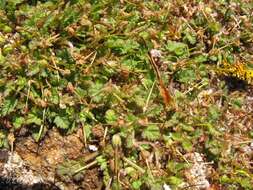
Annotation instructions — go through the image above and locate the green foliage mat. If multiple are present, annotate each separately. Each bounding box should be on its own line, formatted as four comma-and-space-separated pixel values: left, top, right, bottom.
0, 0, 253, 189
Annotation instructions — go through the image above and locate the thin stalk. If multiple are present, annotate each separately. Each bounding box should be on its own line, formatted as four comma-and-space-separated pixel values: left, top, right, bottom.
112, 93, 124, 103
83, 152, 100, 163
175, 148, 190, 165
105, 178, 112, 190
114, 146, 119, 187
102, 126, 108, 146
143, 80, 156, 113
82, 123, 87, 148
85, 51, 97, 73
122, 157, 145, 174
145, 159, 155, 182
73, 160, 98, 175
37, 108, 46, 142
25, 80, 31, 111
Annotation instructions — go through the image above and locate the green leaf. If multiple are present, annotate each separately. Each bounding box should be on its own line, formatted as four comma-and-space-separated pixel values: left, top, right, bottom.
167, 161, 186, 174
205, 138, 221, 156
26, 113, 42, 125
168, 176, 183, 186
80, 108, 97, 122
56, 160, 83, 178
237, 177, 252, 188
166, 41, 189, 57
194, 54, 208, 63
54, 116, 70, 129
16, 77, 27, 91
13, 117, 25, 129
7, 0, 24, 5
171, 132, 183, 142
27, 64, 40, 76
183, 31, 196, 45
235, 170, 250, 177
163, 135, 174, 147
106, 37, 139, 55
121, 58, 140, 70
49, 88, 60, 104
105, 109, 118, 124
220, 175, 231, 183
0, 52, 5, 64
83, 124, 91, 140
231, 98, 244, 108
89, 82, 104, 103
1, 98, 18, 116
132, 180, 142, 190
208, 105, 221, 121
180, 123, 194, 132
208, 21, 221, 34
96, 155, 108, 170
0, 1, 6, 9
142, 124, 160, 141
0, 130, 8, 148
176, 68, 196, 84
182, 139, 193, 152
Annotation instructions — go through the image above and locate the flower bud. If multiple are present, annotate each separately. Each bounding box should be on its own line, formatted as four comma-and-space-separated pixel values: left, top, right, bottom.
112, 134, 122, 148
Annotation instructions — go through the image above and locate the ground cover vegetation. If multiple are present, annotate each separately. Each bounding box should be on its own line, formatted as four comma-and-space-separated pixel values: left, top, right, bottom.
0, 0, 253, 189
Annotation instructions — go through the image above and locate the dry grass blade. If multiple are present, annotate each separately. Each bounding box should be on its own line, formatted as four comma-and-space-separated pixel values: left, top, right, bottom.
148, 51, 174, 107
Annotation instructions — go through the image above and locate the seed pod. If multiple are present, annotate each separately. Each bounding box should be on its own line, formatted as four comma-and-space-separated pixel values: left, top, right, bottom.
112, 134, 122, 148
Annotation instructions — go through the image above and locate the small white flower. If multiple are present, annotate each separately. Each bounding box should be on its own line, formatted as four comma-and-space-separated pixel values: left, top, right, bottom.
163, 183, 172, 190
88, 144, 98, 152
150, 49, 162, 58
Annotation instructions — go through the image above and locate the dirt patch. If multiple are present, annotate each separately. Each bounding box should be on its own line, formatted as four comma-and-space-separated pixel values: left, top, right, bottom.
0, 127, 103, 190
79, 168, 103, 190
